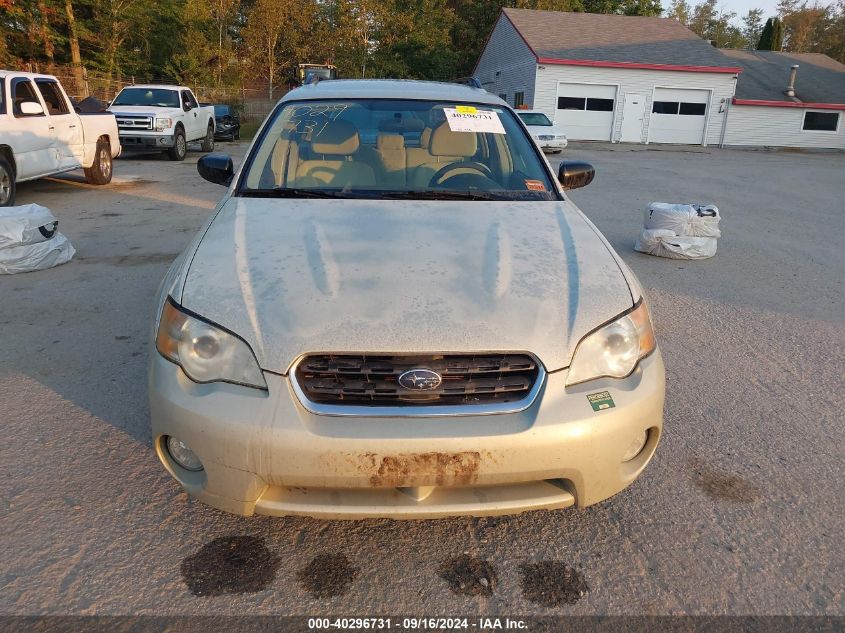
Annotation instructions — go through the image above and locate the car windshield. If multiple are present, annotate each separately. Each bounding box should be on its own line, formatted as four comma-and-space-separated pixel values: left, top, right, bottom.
112, 88, 180, 108
241, 99, 558, 201
214, 105, 231, 116
518, 112, 553, 126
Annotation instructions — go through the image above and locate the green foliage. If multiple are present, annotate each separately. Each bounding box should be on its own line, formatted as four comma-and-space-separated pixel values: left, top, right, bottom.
757, 16, 783, 50
742, 8, 764, 48
666, 0, 691, 24
1, 0, 842, 88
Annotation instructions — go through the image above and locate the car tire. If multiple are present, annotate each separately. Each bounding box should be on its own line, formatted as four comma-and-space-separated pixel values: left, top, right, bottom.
83, 138, 113, 185
234, 129, 240, 141
168, 128, 187, 161
0, 154, 15, 207
201, 123, 214, 152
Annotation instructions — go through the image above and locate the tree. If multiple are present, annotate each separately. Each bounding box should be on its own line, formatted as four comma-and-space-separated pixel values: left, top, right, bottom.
822, 0, 845, 61
666, 0, 691, 25
166, 0, 217, 86
209, 0, 240, 86
64, 0, 86, 95
758, 16, 784, 49
373, 0, 457, 80
742, 8, 764, 49
778, 0, 829, 53
620, 0, 661, 16
242, 0, 313, 97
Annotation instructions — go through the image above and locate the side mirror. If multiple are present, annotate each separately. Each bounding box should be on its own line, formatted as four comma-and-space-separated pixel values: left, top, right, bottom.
183, 101, 193, 111
197, 153, 234, 186
558, 161, 595, 190
20, 101, 45, 116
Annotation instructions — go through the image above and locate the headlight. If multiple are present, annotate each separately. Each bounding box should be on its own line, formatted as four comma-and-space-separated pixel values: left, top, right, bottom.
155, 298, 267, 390
566, 300, 656, 386
155, 117, 172, 132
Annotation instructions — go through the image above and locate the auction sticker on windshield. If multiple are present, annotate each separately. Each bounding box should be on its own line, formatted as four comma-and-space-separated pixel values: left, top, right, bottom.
444, 107, 506, 134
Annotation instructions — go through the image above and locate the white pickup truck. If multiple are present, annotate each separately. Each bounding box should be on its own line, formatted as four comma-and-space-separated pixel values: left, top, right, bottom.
108, 85, 215, 161
0, 71, 121, 207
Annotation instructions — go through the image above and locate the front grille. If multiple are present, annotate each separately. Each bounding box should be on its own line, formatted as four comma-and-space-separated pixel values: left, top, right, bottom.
294, 353, 541, 408
538, 135, 555, 141
116, 115, 153, 130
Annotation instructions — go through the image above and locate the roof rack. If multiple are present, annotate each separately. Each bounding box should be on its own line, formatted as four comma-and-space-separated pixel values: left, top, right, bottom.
453, 77, 484, 89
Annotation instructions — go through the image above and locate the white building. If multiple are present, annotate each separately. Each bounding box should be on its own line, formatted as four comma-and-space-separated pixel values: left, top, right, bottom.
474, 8, 845, 149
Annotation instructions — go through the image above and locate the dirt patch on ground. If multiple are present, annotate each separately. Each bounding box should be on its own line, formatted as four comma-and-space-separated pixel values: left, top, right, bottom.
437, 555, 497, 597
180, 535, 281, 597
358, 452, 482, 487
296, 553, 360, 598
519, 561, 588, 607
691, 460, 761, 503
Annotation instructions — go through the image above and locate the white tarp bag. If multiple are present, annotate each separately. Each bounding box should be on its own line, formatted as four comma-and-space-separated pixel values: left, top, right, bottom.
0, 204, 59, 248
644, 203, 721, 239
0, 233, 76, 274
635, 229, 717, 260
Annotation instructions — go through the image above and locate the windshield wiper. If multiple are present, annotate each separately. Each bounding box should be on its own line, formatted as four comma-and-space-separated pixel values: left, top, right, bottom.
244, 188, 368, 199
381, 190, 500, 201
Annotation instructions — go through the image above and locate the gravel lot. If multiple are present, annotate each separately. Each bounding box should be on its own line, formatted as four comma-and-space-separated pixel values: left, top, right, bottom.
1, 142, 842, 618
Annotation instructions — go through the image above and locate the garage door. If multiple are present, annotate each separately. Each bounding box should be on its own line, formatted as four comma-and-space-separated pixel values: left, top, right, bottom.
649, 88, 710, 145
555, 83, 617, 141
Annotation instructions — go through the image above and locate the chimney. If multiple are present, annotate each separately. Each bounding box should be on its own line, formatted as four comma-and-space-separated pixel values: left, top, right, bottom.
785, 65, 799, 97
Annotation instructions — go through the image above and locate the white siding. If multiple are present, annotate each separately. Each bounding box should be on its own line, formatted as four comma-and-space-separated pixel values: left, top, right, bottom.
723, 105, 845, 149
555, 82, 617, 140
532, 65, 737, 146
474, 14, 537, 108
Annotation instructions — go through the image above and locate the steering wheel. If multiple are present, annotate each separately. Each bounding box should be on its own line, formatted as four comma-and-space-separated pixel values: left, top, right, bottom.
429, 161, 495, 188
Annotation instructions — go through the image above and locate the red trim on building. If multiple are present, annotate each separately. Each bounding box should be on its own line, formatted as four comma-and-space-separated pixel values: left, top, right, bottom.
732, 98, 845, 110
506, 12, 540, 62
536, 57, 742, 74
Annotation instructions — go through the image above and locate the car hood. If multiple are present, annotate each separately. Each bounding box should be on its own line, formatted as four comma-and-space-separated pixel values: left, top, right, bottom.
109, 105, 178, 115
181, 198, 633, 373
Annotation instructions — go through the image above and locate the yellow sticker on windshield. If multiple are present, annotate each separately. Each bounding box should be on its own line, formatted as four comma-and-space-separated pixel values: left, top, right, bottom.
455, 106, 478, 114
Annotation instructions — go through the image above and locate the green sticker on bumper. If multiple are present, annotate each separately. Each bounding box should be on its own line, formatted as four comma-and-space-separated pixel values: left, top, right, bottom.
587, 391, 615, 412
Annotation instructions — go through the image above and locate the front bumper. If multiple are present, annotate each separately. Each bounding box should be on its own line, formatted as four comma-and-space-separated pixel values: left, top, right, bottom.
536, 138, 568, 152
214, 125, 238, 140
149, 350, 664, 519
119, 134, 175, 149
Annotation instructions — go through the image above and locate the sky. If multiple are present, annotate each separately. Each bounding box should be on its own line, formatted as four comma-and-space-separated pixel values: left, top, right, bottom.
719, 0, 835, 20
726, 0, 779, 17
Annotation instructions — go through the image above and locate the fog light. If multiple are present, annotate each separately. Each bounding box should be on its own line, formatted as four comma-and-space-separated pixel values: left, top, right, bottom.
166, 436, 203, 471
621, 430, 648, 462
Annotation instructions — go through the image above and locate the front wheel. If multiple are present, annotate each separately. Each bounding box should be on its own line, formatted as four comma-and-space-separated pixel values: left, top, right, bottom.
83, 139, 113, 185
201, 124, 214, 152
0, 155, 15, 207
168, 128, 187, 161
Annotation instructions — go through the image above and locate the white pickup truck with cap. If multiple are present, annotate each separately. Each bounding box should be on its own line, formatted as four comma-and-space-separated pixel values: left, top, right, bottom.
0, 70, 120, 207
108, 85, 215, 161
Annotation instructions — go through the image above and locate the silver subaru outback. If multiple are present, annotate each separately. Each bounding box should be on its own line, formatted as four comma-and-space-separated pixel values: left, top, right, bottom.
149, 79, 664, 519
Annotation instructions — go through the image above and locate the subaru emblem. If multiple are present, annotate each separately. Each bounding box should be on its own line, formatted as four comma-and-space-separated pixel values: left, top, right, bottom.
398, 369, 442, 391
